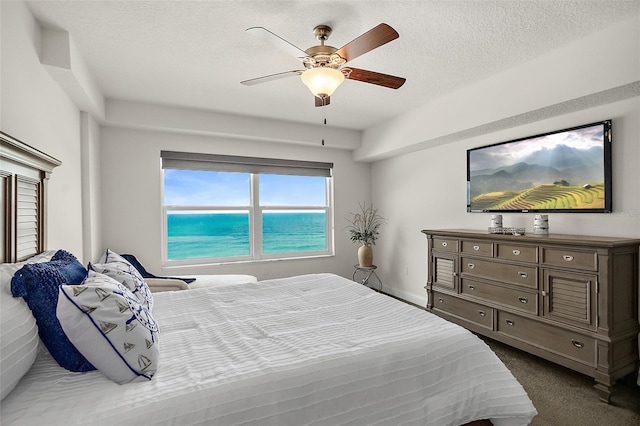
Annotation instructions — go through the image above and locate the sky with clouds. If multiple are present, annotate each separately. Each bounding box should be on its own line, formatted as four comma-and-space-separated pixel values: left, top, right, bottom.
164, 170, 326, 207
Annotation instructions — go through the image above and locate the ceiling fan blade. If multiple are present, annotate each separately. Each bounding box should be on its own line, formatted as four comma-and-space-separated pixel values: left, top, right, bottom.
240, 70, 304, 86
346, 68, 406, 89
315, 96, 330, 107
246, 27, 308, 58
334, 23, 399, 63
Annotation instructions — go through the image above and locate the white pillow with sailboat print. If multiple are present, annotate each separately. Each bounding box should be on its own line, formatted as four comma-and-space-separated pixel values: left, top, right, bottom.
56, 270, 160, 384
89, 249, 153, 312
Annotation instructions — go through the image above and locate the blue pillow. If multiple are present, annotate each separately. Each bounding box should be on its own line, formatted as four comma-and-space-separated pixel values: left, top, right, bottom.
51, 249, 88, 284
11, 250, 94, 372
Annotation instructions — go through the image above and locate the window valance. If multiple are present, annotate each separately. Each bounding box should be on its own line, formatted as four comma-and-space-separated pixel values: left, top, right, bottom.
160, 151, 333, 177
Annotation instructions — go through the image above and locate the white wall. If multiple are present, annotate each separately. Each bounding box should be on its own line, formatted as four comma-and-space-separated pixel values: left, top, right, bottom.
371, 98, 639, 305
80, 112, 102, 262
356, 15, 640, 162
1, 1, 84, 258
1, 2, 370, 278
99, 125, 370, 280
367, 15, 640, 306
3, 1, 637, 294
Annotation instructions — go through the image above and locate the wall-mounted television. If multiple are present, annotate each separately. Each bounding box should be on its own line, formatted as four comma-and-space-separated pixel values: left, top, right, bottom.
467, 120, 612, 213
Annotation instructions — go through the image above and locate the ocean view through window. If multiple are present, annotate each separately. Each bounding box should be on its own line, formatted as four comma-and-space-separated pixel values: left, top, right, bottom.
167, 211, 251, 260
161, 152, 333, 264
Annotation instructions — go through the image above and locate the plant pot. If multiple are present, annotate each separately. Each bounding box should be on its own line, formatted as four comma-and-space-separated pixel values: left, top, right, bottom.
358, 245, 373, 267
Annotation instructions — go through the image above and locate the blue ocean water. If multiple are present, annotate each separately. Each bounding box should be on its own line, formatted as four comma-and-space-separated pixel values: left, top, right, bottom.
167, 212, 326, 260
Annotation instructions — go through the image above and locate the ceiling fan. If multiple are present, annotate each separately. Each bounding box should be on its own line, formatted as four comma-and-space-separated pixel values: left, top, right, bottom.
240, 23, 406, 107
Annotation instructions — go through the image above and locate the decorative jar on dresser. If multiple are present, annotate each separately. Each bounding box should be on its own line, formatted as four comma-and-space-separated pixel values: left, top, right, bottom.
422, 229, 640, 402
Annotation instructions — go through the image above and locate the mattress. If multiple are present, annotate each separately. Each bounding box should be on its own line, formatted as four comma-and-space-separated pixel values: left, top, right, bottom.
0, 273, 536, 425
187, 274, 258, 288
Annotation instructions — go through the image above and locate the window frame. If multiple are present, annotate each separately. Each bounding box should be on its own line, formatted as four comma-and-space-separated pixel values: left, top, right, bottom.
160, 152, 334, 266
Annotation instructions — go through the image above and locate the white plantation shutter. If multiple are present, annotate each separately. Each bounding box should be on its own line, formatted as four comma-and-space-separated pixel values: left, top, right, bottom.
0, 172, 6, 261
1, 131, 61, 262
15, 176, 40, 260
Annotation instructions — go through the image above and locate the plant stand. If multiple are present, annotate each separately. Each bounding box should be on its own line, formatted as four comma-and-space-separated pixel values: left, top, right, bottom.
352, 265, 382, 291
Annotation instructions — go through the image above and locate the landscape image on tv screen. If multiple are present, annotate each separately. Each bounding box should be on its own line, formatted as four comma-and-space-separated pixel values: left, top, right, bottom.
467, 121, 611, 212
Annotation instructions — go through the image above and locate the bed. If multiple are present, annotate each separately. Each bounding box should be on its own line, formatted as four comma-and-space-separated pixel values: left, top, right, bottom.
0, 132, 537, 425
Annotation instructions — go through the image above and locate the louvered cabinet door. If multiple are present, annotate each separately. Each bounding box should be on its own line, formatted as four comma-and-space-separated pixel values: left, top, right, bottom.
432, 253, 458, 293
542, 268, 597, 330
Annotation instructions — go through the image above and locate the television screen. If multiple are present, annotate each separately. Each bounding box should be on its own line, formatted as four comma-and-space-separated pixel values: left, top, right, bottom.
467, 120, 612, 213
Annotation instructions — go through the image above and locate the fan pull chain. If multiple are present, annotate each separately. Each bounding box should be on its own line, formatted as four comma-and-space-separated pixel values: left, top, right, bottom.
321, 106, 326, 146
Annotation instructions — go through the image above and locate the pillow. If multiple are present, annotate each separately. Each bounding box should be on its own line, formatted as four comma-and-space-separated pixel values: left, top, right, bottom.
0, 250, 56, 401
10, 250, 95, 372
57, 271, 160, 384
89, 249, 153, 311
0, 294, 39, 401
0, 250, 56, 296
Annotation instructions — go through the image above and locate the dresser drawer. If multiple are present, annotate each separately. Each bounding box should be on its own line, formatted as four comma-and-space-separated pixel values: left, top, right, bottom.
433, 237, 458, 253
497, 311, 596, 367
541, 247, 598, 271
496, 243, 538, 263
461, 257, 538, 289
461, 278, 538, 315
461, 240, 493, 257
432, 292, 493, 329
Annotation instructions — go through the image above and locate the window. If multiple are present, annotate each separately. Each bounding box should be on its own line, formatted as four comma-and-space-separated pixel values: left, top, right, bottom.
161, 151, 333, 264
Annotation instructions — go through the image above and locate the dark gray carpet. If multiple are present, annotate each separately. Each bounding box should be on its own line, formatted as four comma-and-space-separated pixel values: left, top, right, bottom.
482, 336, 640, 426
382, 293, 639, 425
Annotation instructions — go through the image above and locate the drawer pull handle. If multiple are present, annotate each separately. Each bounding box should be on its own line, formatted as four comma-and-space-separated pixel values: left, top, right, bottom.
518, 297, 528, 304
506, 320, 514, 326
473, 245, 480, 251
468, 285, 475, 291
563, 255, 574, 262
478, 310, 486, 317
467, 263, 475, 269
442, 242, 448, 247
518, 271, 528, 279
512, 249, 521, 256
438, 297, 444, 303
571, 340, 584, 349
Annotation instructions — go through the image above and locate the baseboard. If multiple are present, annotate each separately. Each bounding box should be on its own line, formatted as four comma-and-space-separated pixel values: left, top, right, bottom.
379, 285, 425, 308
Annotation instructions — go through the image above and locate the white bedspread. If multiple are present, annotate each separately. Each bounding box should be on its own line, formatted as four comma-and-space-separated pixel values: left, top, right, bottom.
0, 273, 536, 425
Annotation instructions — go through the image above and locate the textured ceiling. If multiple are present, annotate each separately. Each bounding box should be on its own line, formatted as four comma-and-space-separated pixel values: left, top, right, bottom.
25, 0, 640, 131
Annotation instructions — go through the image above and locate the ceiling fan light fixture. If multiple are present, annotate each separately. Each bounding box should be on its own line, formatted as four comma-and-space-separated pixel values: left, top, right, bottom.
301, 67, 345, 98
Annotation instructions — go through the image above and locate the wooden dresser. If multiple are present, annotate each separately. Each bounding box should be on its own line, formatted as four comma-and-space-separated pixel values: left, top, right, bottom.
422, 229, 639, 402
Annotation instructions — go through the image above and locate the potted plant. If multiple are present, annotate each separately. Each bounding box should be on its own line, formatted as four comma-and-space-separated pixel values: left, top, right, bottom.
345, 202, 386, 267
